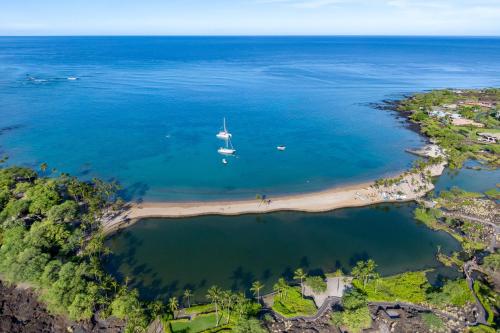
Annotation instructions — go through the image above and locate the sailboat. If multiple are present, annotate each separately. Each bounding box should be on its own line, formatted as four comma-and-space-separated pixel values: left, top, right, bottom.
216, 118, 232, 140
218, 136, 236, 155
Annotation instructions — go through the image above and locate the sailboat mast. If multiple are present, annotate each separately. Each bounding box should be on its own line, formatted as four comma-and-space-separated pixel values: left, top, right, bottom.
223, 118, 227, 132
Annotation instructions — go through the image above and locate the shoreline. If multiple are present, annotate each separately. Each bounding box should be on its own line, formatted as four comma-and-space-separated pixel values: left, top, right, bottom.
102, 156, 446, 234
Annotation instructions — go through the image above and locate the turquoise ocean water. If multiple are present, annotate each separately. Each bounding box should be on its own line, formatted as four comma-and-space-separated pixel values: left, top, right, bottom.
1, 37, 499, 201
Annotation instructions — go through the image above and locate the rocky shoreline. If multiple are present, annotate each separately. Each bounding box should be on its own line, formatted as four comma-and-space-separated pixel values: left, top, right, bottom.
0, 280, 125, 333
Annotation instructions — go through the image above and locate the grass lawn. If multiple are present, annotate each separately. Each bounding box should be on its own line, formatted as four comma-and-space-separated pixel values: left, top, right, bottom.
184, 303, 215, 315
272, 286, 317, 318
170, 313, 217, 333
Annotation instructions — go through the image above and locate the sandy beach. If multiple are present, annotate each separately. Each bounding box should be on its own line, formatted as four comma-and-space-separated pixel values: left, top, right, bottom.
102, 151, 446, 234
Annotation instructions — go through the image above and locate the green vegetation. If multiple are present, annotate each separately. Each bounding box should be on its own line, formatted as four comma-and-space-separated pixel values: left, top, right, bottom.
0, 165, 150, 332
467, 325, 497, 333
304, 276, 327, 293
414, 207, 442, 229
184, 303, 215, 315
397, 89, 500, 169
0, 164, 265, 332
170, 287, 262, 332
427, 279, 474, 307
414, 186, 497, 256
355, 271, 430, 304
483, 251, 500, 272
293, 268, 307, 297
271, 285, 317, 318
232, 317, 267, 333
350, 260, 475, 312
484, 188, 500, 200
421, 313, 446, 332
171, 313, 218, 333
474, 281, 497, 325
331, 289, 372, 333
351, 259, 379, 288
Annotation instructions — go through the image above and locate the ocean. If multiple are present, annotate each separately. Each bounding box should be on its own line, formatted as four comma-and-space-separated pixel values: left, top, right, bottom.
1, 36, 499, 201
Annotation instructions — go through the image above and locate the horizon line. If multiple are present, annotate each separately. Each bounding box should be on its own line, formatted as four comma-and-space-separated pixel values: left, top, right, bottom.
1, 34, 500, 38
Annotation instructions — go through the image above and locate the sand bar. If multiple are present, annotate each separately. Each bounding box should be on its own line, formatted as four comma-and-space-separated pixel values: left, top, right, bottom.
102, 157, 446, 234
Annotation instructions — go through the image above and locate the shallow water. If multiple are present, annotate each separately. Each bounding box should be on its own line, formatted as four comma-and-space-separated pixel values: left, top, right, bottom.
434, 161, 500, 194
105, 203, 460, 300
1, 36, 500, 201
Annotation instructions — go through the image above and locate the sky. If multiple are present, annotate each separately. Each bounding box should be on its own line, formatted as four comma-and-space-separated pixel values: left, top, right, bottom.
1, 0, 499, 36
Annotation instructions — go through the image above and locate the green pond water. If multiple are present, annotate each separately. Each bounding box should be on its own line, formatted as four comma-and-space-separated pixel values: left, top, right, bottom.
105, 203, 460, 301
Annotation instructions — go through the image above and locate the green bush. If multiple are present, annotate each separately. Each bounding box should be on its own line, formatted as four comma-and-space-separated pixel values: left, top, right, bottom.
355, 271, 430, 304
272, 286, 316, 318
305, 276, 327, 293
427, 279, 474, 307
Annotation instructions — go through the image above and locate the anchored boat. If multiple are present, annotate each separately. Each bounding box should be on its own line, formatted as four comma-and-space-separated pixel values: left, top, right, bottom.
218, 137, 236, 155
216, 118, 232, 140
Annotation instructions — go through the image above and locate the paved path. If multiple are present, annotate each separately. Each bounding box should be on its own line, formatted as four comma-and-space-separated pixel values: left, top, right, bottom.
464, 261, 489, 326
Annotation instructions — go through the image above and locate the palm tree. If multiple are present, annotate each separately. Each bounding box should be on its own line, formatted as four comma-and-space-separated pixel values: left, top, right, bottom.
250, 281, 264, 301
111, 280, 119, 293
294, 268, 307, 298
351, 259, 378, 288
273, 278, 288, 300
149, 300, 164, 319
168, 297, 179, 319
207, 286, 222, 326
220, 290, 233, 325
183, 289, 193, 308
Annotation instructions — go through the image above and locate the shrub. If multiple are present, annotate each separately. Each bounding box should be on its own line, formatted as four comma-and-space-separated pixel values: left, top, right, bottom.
305, 276, 327, 293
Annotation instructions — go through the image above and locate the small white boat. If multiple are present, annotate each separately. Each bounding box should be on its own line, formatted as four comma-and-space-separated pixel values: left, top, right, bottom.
218, 137, 236, 155
222, 158, 228, 164
277, 145, 286, 151
67, 76, 78, 81
218, 147, 236, 155
216, 118, 232, 140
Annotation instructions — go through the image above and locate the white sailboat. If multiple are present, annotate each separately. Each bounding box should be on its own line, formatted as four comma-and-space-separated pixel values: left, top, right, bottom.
216, 118, 232, 140
218, 136, 236, 155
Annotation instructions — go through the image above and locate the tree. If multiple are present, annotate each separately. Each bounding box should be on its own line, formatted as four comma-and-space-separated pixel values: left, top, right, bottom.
305, 276, 327, 293
207, 286, 222, 326
331, 289, 372, 333
351, 259, 379, 288
47, 200, 78, 223
168, 297, 179, 319
250, 280, 264, 301
483, 252, 500, 272
183, 289, 193, 308
148, 300, 164, 319
294, 268, 307, 297
25, 180, 61, 215
273, 278, 288, 300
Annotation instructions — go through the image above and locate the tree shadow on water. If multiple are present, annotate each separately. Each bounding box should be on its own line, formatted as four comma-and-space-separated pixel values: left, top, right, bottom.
349, 251, 370, 266
230, 266, 255, 292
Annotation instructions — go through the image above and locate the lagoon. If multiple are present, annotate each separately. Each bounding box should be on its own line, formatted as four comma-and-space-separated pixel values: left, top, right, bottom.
105, 203, 460, 301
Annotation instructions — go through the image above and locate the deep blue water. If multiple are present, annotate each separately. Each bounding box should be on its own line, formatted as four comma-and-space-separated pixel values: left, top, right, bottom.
1, 37, 499, 201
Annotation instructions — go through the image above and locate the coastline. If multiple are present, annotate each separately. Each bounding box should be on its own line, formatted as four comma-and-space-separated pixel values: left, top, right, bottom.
102, 157, 446, 234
